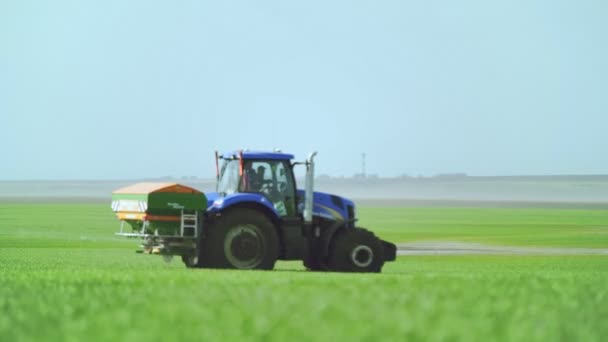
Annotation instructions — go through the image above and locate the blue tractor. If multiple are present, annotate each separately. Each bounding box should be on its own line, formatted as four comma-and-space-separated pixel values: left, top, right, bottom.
112, 151, 396, 272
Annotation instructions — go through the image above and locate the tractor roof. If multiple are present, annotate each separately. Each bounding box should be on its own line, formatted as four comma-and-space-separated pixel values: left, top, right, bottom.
222, 151, 295, 161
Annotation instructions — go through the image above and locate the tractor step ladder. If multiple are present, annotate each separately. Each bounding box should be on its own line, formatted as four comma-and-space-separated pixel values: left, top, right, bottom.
180, 210, 198, 237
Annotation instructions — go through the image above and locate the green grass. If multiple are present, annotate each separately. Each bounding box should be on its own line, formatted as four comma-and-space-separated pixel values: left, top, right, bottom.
1, 203, 607, 248
359, 206, 608, 247
1, 202, 607, 341
0, 203, 128, 249
1, 249, 606, 341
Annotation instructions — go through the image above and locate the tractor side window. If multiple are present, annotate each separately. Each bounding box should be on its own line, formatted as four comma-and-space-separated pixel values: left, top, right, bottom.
217, 160, 240, 195
240, 160, 296, 217
241, 161, 271, 193
275, 161, 296, 217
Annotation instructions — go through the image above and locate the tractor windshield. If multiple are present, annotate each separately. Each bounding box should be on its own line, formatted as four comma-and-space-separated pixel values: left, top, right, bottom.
217, 160, 240, 195
216, 158, 296, 216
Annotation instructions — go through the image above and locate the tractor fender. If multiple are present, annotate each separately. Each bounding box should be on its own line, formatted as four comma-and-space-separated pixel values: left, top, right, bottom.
207, 193, 281, 220
205, 193, 282, 240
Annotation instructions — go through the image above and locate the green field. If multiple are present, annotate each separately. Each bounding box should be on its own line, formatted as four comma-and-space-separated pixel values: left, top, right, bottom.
1, 202, 607, 341
2, 202, 606, 248
359, 206, 608, 248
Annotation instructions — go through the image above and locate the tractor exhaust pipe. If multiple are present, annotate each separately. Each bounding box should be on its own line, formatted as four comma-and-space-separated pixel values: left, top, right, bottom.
303, 151, 318, 224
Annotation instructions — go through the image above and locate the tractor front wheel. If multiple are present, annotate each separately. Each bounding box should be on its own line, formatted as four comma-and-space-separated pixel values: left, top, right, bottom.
327, 228, 385, 273
199, 208, 279, 270
303, 254, 327, 271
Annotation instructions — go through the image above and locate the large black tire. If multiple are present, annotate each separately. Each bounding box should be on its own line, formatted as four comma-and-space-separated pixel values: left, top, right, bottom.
199, 208, 279, 270
327, 228, 385, 273
181, 254, 199, 268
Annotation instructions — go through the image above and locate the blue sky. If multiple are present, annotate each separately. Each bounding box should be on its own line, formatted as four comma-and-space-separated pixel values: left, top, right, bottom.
1, 1, 607, 180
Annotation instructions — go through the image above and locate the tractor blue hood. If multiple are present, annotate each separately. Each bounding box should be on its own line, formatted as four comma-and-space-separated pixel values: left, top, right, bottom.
205, 190, 355, 223
297, 189, 355, 222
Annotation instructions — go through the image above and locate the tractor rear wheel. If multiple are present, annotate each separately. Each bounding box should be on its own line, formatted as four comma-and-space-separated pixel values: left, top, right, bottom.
327, 228, 385, 273
199, 208, 279, 270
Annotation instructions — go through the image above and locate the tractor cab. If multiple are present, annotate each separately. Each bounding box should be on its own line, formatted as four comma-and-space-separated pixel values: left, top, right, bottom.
216, 151, 298, 217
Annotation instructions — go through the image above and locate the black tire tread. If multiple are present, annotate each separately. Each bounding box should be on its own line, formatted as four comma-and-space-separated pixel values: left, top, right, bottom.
198, 208, 279, 270
327, 227, 385, 273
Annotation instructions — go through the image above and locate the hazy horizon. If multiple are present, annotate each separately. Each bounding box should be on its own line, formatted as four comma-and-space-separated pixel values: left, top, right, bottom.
2, 1, 607, 180
3, 176, 608, 204
3, 173, 608, 182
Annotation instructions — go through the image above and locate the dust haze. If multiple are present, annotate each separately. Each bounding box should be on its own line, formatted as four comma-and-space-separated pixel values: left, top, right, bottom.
2, 175, 607, 208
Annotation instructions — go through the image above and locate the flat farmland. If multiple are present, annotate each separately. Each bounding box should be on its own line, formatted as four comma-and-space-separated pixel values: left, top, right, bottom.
1, 201, 607, 341
2, 202, 606, 248
357, 206, 608, 248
